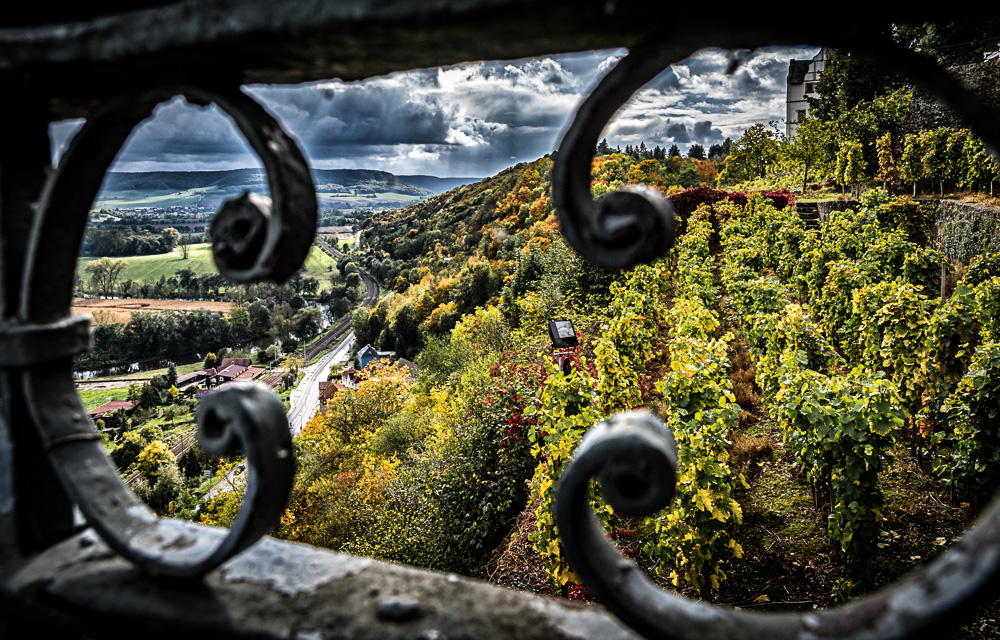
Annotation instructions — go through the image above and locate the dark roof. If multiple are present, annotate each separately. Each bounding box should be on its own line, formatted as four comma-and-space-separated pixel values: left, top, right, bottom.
318, 380, 350, 400
787, 58, 811, 84
175, 372, 201, 384
176, 370, 213, 385
88, 400, 134, 417
216, 364, 243, 379
234, 366, 265, 381
220, 358, 252, 369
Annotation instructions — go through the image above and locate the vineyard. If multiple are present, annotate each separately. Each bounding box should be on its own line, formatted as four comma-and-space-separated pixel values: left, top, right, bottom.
193, 173, 1000, 635
525, 188, 1000, 615
620, 190, 996, 619
521, 189, 996, 607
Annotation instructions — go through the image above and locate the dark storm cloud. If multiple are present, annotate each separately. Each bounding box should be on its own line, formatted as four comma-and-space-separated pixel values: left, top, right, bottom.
49, 99, 259, 171
665, 122, 691, 143
50, 46, 818, 175
245, 52, 615, 175
251, 83, 452, 147
608, 46, 818, 150
118, 98, 257, 168
691, 120, 723, 142
730, 58, 787, 95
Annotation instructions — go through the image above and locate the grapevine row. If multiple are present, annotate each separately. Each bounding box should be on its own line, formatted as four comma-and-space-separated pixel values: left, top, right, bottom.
720, 190, 1000, 595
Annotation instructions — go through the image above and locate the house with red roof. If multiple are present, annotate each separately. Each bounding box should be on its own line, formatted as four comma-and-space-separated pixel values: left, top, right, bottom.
88, 400, 135, 428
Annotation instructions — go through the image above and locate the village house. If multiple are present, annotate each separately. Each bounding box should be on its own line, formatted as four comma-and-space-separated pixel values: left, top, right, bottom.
355, 343, 394, 370
87, 400, 135, 429
785, 47, 829, 137
177, 358, 265, 392
318, 380, 351, 408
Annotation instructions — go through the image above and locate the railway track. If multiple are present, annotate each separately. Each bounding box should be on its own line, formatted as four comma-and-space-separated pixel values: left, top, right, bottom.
124, 238, 378, 487
304, 238, 378, 363
124, 430, 198, 488
259, 369, 285, 388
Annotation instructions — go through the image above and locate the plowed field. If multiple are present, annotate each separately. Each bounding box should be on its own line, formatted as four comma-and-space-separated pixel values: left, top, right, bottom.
72, 298, 234, 324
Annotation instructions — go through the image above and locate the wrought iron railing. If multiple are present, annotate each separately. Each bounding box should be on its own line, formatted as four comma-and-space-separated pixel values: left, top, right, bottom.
1, 3, 998, 638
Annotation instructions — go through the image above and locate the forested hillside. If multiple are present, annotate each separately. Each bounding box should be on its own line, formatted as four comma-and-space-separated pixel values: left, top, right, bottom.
192, 144, 999, 636
348, 150, 767, 360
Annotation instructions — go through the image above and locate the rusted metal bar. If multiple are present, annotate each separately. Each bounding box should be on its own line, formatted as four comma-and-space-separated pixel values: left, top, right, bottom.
0, 90, 78, 560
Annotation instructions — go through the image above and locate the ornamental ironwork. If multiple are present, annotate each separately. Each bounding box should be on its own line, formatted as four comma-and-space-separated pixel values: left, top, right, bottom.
1, 3, 999, 639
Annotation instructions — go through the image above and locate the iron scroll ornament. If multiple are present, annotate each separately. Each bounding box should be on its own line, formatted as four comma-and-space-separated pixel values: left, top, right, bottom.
16, 84, 311, 577
552, 31, 1000, 273
552, 34, 1000, 640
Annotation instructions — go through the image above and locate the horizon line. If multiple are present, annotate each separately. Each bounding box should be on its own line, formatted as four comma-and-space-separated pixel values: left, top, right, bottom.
106, 167, 485, 179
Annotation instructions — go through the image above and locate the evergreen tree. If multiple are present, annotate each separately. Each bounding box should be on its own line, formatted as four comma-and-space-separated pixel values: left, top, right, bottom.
808, 50, 902, 123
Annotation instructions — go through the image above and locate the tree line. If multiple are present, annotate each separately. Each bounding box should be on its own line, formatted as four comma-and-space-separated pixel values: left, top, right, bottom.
718, 40, 1000, 197
81, 227, 189, 257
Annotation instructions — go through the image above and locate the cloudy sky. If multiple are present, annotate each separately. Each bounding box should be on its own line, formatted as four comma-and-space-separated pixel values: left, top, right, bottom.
50, 45, 819, 179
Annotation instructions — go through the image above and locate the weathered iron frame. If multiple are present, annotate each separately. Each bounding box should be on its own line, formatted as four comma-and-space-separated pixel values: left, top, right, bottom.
1, 3, 999, 638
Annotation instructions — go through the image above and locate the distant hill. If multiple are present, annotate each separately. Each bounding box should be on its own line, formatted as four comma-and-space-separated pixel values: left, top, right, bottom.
395, 175, 481, 193
99, 168, 479, 202
360, 159, 551, 270
100, 168, 264, 193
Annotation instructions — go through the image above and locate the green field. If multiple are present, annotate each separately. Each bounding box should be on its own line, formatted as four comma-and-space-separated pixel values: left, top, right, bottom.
78, 242, 337, 284
94, 189, 419, 212
94, 186, 219, 209
78, 387, 132, 412
317, 191, 420, 202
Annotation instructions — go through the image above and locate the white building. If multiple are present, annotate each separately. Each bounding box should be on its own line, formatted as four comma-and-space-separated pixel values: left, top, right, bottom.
786, 48, 830, 138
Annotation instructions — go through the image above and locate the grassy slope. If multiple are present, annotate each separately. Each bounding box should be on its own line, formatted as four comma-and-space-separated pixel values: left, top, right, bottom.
94, 186, 218, 209
78, 387, 132, 412
715, 415, 998, 638
78, 243, 337, 283
95, 185, 419, 211
317, 191, 421, 202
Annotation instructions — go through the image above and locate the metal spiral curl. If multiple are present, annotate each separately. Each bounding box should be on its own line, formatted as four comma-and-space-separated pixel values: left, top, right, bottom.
552, 39, 688, 271
554, 30, 1000, 639
188, 384, 295, 571
203, 90, 318, 283
563, 411, 678, 519
18, 83, 307, 577
556, 410, 1000, 640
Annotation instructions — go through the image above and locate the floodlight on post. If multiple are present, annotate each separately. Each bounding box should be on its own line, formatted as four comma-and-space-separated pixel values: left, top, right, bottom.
548, 318, 578, 374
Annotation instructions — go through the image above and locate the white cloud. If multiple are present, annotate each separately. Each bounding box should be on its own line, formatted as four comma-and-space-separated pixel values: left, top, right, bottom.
51, 45, 819, 176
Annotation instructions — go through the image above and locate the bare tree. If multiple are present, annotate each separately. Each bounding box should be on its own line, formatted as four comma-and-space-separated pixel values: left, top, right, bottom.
85, 257, 128, 298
